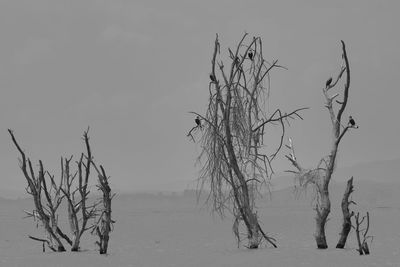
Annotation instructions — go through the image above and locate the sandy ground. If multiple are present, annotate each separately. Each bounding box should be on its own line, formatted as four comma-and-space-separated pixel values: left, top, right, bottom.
0, 188, 399, 267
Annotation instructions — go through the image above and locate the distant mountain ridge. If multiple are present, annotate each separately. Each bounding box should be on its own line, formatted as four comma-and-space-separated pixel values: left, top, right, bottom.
271, 158, 400, 191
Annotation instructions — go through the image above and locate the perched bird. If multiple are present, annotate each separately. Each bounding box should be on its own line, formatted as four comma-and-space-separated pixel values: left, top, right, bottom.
348, 116, 356, 127
326, 77, 332, 87
209, 74, 216, 82
248, 51, 253, 61
195, 116, 201, 127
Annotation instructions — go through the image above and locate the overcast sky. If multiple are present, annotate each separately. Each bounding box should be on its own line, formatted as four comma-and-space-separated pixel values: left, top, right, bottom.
1, 0, 399, 194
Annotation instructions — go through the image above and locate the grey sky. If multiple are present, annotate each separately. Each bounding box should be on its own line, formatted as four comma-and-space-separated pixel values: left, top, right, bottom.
1, 0, 399, 194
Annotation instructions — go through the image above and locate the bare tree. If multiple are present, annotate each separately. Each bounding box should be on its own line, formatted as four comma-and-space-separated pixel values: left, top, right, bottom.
59, 131, 99, 251
188, 33, 306, 249
8, 129, 70, 252
353, 211, 371, 255
286, 40, 358, 249
336, 177, 355, 248
8, 129, 109, 253
91, 162, 114, 254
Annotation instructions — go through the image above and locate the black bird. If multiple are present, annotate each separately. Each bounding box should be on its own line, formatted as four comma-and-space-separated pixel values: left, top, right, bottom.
195, 116, 201, 127
326, 77, 332, 87
248, 51, 253, 61
209, 74, 216, 82
348, 116, 356, 127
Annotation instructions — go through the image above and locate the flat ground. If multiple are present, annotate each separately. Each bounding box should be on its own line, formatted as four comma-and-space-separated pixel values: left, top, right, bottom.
0, 186, 399, 267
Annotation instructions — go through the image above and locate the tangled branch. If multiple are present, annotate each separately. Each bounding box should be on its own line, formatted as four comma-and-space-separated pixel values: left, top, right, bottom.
187, 33, 306, 248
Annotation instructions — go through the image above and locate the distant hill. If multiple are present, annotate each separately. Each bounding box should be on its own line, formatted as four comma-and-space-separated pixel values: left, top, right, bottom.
268, 158, 400, 209
265, 180, 400, 209
333, 158, 399, 183
271, 158, 400, 191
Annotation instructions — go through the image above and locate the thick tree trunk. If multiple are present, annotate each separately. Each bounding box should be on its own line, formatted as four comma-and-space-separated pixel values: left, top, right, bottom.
315, 216, 328, 249
336, 177, 354, 248
247, 212, 260, 249
99, 203, 112, 254
99, 225, 110, 254
315, 188, 330, 249
71, 238, 80, 251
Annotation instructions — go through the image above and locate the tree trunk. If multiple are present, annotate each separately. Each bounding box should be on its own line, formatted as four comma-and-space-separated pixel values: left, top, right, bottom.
355, 227, 363, 255
362, 242, 370, 255
336, 177, 354, 248
100, 207, 112, 254
247, 212, 260, 249
93, 164, 113, 255
315, 216, 328, 249
315, 188, 330, 249
71, 237, 80, 251
99, 225, 110, 254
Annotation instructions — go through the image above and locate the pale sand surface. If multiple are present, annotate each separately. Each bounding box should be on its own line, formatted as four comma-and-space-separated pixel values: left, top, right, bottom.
0, 183, 399, 267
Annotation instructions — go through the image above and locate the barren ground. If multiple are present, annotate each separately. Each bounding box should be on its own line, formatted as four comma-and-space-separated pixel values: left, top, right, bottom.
0, 183, 399, 267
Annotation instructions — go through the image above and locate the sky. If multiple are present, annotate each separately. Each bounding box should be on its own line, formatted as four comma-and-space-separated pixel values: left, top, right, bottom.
1, 0, 399, 195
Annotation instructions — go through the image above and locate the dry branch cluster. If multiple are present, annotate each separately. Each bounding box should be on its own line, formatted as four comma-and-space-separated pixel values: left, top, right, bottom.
354, 211, 371, 255
188, 33, 306, 249
8, 129, 114, 254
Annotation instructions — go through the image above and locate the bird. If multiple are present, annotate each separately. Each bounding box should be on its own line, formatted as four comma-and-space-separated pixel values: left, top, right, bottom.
209, 74, 216, 82
326, 77, 332, 87
348, 116, 356, 127
248, 51, 253, 61
195, 116, 201, 127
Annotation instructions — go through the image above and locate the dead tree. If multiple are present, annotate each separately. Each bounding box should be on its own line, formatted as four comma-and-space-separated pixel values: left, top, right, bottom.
188, 33, 306, 249
8, 129, 70, 252
353, 211, 371, 255
286, 40, 357, 249
336, 177, 355, 248
59, 131, 98, 251
91, 162, 114, 254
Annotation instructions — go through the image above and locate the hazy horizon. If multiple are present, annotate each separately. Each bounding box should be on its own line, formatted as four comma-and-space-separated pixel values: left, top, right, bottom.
1, 157, 399, 199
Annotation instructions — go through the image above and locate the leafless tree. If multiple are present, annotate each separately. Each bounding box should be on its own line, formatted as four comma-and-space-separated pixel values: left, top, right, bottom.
59, 131, 99, 251
8, 129, 109, 253
8, 129, 70, 252
286, 40, 358, 249
353, 211, 371, 255
91, 162, 115, 254
336, 177, 355, 248
188, 33, 306, 249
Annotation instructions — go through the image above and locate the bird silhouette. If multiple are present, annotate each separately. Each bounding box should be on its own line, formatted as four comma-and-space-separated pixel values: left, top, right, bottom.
348, 116, 356, 127
326, 77, 332, 87
248, 51, 253, 61
195, 116, 201, 127
209, 74, 216, 82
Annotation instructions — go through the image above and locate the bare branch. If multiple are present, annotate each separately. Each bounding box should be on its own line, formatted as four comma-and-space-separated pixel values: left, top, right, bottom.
252, 107, 309, 133
337, 40, 351, 123
8, 130, 67, 252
